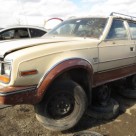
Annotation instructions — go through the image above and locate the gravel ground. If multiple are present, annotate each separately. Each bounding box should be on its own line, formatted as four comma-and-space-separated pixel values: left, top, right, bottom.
0, 92, 136, 136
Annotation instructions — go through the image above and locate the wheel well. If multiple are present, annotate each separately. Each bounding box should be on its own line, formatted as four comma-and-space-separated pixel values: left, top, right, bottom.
50, 68, 92, 104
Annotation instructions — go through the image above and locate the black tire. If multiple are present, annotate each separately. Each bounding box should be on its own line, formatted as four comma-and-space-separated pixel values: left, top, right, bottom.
126, 75, 136, 90
92, 85, 111, 106
87, 98, 119, 120
73, 131, 103, 136
35, 80, 87, 131
118, 88, 136, 98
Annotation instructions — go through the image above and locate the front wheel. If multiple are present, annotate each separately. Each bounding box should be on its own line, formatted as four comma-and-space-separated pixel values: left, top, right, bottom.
35, 80, 87, 131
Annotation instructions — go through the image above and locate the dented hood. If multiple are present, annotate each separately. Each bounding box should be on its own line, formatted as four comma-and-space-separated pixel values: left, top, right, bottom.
0, 37, 99, 58
0, 37, 83, 58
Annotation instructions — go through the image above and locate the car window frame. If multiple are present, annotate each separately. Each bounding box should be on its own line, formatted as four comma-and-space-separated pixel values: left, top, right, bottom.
28, 28, 31, 38
105, 19, 130, 41
127, 21, 136, 40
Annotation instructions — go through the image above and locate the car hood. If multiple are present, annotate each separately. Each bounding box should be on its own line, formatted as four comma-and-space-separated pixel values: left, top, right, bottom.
0, 37, 99, 58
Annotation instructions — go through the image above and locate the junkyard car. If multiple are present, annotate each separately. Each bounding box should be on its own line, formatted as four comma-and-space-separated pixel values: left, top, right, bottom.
0, 25, 47, 40
0, 12, 136, 131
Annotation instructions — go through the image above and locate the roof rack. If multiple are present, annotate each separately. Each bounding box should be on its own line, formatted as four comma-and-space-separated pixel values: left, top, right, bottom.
110, 12, 136, 21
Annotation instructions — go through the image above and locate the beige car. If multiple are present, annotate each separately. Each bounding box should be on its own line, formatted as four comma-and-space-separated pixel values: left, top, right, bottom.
0, 12, 136, 131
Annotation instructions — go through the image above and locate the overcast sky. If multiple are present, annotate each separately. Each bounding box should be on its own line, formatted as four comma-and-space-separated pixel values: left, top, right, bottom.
0, 0, 136, 27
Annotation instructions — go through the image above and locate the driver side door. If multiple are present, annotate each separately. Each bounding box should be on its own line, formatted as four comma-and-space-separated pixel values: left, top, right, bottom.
98, 19, 135, 72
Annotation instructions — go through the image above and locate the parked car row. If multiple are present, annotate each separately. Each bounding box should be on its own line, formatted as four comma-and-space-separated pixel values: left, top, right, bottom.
0, 18, 64, 41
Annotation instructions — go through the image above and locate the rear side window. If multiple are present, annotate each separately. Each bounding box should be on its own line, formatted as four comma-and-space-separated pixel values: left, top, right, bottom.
29, 28, 46, 38
128, 22, 136, 39
0, 28, 29, 40
107, 20, 128, 40
16, 28, 29, 38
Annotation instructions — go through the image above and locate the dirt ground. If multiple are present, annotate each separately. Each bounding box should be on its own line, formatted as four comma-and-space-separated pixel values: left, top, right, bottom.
0, 91, 136, 136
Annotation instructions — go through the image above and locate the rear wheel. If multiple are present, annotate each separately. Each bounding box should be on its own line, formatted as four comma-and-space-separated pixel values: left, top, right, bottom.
88, 85, 119, 120
35, 80, 87, 131
126, 75, 136, 89
118, 88, 136, 98
92, 85, 111, 106
87, 98, 119, 120
118, 75, 136, 98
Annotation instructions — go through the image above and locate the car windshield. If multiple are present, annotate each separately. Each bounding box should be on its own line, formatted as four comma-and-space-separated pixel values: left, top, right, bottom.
46, 18, 107, 38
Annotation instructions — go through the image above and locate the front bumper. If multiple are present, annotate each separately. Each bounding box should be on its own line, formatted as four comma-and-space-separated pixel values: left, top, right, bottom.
0, 85, 37, 105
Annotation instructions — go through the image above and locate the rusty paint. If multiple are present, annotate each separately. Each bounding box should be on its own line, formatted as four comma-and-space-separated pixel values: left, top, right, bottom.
0, 91, 37, 105
0, 85, 37, 105
1, 62, 136, 105
0, 59, 93, 105
0, 86, 35, 93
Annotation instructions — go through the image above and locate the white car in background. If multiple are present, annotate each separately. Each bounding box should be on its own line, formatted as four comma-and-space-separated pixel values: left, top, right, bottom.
0, 25, 47, 40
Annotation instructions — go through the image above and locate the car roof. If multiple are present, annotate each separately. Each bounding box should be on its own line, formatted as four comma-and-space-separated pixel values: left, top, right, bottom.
0, 25, 48, 32
65, 16, 107, 21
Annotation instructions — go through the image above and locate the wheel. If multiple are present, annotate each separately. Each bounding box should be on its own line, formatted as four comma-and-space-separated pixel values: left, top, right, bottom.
92, 85, 111, 106
126, 75, 136, 89
35, 80, 87, 131
87, 98, 119, 120
118, 88, 136, 98
117, 76, 136, 98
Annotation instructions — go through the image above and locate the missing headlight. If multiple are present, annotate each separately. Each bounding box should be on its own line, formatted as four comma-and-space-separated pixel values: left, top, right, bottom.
0, 61, 12, 83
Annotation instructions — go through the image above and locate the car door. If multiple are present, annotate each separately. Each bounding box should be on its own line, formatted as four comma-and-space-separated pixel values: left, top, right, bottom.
98, 19, 135, 72
127, 21, 136, 64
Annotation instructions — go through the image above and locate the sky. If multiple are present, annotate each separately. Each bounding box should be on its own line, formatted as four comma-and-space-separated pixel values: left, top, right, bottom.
0, 0, 136, 28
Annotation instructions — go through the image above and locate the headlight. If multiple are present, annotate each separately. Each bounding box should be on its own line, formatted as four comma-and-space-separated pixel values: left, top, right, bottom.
3, 63, 11, 76
0, 61, 11, 83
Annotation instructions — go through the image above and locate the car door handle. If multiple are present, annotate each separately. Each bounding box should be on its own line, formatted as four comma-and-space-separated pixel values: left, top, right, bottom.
130, 47, 134, 51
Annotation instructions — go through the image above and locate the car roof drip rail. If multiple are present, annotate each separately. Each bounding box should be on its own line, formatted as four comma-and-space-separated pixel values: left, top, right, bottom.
110, 12, 136, 21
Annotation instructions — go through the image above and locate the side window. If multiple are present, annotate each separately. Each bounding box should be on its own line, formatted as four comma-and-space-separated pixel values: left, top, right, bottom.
0, 29, 14, 40
16, 28, 29, 38
128, 22, 136, 39
29, 28, 46, 38
107, 20, 128, 40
